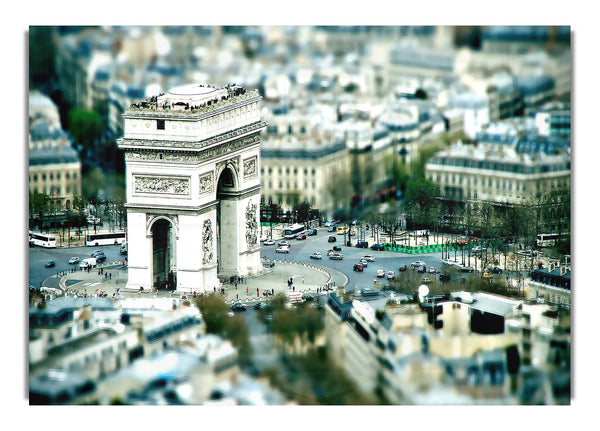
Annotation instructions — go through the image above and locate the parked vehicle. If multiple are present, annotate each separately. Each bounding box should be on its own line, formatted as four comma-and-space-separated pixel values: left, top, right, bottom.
492, 267, 503, 274
355, 241, 368, 248
370, 243, 385, 251
460, 266, 475, 273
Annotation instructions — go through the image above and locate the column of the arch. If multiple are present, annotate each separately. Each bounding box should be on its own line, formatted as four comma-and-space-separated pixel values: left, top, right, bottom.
218, 197, 240, 278
125, 210, 153, 291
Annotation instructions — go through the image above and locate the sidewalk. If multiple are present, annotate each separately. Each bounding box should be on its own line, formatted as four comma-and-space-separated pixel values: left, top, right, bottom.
56, 259, 340, 304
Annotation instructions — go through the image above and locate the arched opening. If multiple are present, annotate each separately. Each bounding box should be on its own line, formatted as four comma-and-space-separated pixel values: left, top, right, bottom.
216, 167, 237, 276
151, 218, 177, 290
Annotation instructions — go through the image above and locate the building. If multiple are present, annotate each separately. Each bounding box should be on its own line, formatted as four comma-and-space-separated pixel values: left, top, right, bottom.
29, 91, 82, 214
117, 84, 266, 292
526, 264, 571, 310
324, 289, 570, 404
425, 133, 570, 207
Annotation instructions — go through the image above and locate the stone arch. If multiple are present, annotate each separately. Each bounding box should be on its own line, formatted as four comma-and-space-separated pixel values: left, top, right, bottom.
146, 214, 179, 239
147, 215, 178, 290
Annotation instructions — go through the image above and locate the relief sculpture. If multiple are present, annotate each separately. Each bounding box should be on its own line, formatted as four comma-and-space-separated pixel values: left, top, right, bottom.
245, 202, 258, 249
134, 176, 190, 195
202, 220, 214, 264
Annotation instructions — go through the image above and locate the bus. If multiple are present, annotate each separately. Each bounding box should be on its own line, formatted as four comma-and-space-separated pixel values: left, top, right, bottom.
284, 224, 305, 239
29, 230, 57, 248
86, 232, 126, 246
536, 233, 560, 247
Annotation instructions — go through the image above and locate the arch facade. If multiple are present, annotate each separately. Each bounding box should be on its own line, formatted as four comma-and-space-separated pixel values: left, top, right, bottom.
118, 84, 266, 292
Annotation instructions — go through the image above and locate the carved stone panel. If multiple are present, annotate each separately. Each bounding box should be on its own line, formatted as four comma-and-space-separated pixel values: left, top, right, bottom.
202, 219, 214, 265
243, 156, 257, 180
199, 171, 214, 196
133, 175, 190, 197
245, 201, 258, 249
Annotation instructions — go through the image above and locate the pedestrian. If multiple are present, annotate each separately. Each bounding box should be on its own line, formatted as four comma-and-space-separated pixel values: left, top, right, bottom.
293, 286, 295, 292
272, 288, 274, 295
302, 277, 305, 284
109, 273, 112, 280
235, 282, 237, 290
257, 289, 259, 296
237, 294, 238, 300
247, 286, 249, 294
214, 286, 216, 293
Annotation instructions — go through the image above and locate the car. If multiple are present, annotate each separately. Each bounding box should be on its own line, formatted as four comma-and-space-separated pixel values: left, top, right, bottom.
355, 241, 368, 248
263, 239, 275, 245
96, 254, 107, 263
307, 229, 317, 236
492, 267, 503, 274
296, 234, 307, 240
327, 226, 336, 232
386, 271, 395, 280
302, 293, 315, 302
328, 236, 336, 243
411, 260, 426, 269
370, 243, 385, 251
333, 245, 341, 251
359, 258, 368, 267
254, 302, 267, 310
275, 246, 290, 253
336, 227, 347, 235
68, 257, 80, 264
231, 302, 247, 312
310, 252, 322, 260
417, 265, 427, 273
278, 240, 290, 247
442, 259, 458, 266
398, 264, 407, 272
91, 250, 103, 257
439, 273, 451, 282
329, 253, 343, 260
376, 269, 385, 278
44, 260, 55, 268
482, 272, 493, 279
422, 277, 432, 283
460, 266, 475, 273
361, 255, 375, 262
429, 266, 437, 274
353, 263, 364, 272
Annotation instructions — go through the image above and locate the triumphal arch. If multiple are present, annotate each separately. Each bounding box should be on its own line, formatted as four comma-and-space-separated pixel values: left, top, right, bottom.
117, 84, 266, 293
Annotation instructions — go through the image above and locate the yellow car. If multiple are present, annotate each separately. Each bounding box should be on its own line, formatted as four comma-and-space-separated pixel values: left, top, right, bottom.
337, 227, 348, 235
482, 272, 493, 279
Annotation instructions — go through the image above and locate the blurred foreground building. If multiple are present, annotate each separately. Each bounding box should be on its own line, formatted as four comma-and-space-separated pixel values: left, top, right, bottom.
324, 291, 570, 404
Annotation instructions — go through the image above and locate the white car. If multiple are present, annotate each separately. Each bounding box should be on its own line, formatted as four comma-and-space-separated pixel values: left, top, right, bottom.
68, 257, 80, 264
310, 252, 322, 260
275, 246, 290, 253
376, 269, 385, 278
411, 260, 426, 269
278, 240, 291, 247
386, 271, 395, 280
263, 239, 275, 245
359, 258, 368, 267
361, 255, 375, 262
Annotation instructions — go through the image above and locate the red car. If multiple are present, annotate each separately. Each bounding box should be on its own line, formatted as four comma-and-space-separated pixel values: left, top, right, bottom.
296, 234, 307, 240
353, 263, 364, 272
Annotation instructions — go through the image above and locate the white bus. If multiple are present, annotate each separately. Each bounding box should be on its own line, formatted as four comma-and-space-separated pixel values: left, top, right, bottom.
86, 232, 126, 246
284, 224, 305, 239
536, 233, 560, 248
29, 230, 57, 248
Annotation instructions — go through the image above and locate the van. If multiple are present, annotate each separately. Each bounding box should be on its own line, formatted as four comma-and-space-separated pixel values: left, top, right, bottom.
80, 258, 96, 269
120, 242, 127, 255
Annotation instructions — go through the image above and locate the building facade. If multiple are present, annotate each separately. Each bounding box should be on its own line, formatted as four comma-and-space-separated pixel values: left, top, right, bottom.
117, 84, 266, 292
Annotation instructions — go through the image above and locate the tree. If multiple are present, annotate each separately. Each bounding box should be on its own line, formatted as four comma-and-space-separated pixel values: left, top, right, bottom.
68, 108, 103, 151
195, 294, 229, 334
82, 167, 107, 201
293, 200, 312, 227
404, 178, 441, 230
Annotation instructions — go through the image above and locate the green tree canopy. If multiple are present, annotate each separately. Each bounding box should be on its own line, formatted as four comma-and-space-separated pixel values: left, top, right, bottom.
68, 108, 103, 150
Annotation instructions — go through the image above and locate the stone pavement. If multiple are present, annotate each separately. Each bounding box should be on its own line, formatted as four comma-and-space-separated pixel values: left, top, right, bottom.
55, 258, 344, 304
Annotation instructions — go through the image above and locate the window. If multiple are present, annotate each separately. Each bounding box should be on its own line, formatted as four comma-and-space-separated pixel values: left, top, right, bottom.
157, 119, 165, 130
